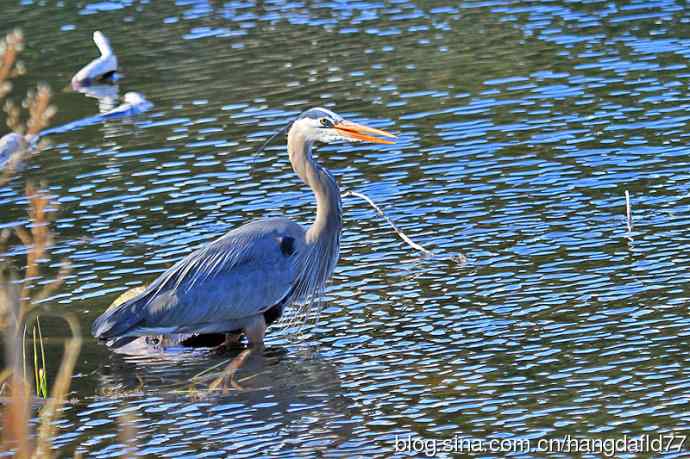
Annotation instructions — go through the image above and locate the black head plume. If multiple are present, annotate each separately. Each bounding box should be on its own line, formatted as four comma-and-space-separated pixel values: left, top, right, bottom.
255, 118, 294, 155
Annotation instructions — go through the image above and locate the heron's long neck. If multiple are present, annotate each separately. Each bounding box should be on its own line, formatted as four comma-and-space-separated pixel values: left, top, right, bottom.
288, 130, 342, 244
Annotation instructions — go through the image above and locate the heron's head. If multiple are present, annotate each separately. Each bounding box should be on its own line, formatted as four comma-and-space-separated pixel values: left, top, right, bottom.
292, 107, 396, 145
93, 31, 114, 57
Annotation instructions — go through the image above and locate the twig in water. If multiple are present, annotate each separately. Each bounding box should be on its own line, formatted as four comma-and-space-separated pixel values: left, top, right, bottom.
343, 190, 466, 264
625, 190, 633, 232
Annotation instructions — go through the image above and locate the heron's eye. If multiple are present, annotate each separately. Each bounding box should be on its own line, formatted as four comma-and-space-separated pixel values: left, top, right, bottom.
320, 118, 333, 128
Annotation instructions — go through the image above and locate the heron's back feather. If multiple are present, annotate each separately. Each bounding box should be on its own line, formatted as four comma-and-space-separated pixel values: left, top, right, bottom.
92, 217, 306, 341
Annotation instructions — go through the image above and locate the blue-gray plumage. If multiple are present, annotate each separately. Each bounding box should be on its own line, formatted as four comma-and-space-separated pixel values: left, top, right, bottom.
92, 107, 396, 348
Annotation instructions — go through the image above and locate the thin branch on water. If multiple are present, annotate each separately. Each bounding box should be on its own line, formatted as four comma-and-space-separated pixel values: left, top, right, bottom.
343, 190, 466, 264
625, 190, 633, 233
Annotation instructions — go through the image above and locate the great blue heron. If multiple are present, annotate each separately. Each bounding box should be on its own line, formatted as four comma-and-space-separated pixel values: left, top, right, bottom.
71, 31, 118, 88
92, 107, 396, 349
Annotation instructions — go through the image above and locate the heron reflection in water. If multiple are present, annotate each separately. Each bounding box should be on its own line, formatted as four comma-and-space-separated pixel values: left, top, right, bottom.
93, 107, 396, 352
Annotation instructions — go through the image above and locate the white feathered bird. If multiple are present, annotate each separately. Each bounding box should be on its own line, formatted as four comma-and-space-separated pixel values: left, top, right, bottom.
0, 133, 27, 169
71, 31, 118, 88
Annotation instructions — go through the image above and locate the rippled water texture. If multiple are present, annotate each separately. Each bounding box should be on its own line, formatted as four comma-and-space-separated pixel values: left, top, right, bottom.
3, 0, 690, 457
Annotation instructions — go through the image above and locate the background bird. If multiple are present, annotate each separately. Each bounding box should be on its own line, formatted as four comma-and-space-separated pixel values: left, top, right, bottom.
71, 31, 118, 88
92, 107, 396, 349
0, 133, 27, 170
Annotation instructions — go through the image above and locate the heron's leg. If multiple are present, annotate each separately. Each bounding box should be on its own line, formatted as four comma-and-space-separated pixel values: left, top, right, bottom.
211, 316, 266, 392
222, 332, 243, 348
244, 315, 266, 349
210, 348, 252, 394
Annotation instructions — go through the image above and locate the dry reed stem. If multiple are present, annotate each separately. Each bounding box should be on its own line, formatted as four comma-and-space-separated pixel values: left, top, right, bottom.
25, 85, 55, 137
4, 99, 22, 132
29, 262, 71, 306
1, 183, 75, 458
0, 29, 56, 186
0, 270, 32, 458
0, 30, 74, 457
0, 229, 10, 259
0, 29, 23, 100
1, 30, 26, 132
33, 311, 81, 458
0, 84, 56, 185
3, 374, 32, 458
16, 183, 59, 315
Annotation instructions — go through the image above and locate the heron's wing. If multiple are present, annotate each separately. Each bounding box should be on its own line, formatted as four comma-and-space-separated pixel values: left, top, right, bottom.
92, 219, 304, 339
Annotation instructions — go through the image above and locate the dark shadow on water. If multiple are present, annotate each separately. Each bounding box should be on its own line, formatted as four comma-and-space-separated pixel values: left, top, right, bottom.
93, 341, 343, 399
51, 342, 359, 456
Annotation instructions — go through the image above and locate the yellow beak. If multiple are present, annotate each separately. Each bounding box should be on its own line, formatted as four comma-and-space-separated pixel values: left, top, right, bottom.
334, 121, 397, 144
